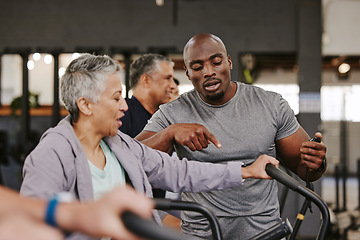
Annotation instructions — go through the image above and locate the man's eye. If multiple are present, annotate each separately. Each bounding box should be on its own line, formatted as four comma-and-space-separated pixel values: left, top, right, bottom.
192, 64, 202, 71
213, 60, 222, 66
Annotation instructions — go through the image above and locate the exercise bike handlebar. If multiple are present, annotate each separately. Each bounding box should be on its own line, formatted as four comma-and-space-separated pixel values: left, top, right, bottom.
155, 198, 222, 240
155, 198, 292, 240
123, 196, 292, 240
122, 210, 198, 240
265, 163, 330, 240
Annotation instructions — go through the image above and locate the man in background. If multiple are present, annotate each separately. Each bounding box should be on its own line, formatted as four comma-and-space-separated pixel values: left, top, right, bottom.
170, 78, 180, 101
119, 54, 181, 229
119, 53, 177, 143
119, 54, 178, 218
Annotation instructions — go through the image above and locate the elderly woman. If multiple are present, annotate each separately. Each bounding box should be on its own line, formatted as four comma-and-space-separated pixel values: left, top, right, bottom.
20, 54, 278, 240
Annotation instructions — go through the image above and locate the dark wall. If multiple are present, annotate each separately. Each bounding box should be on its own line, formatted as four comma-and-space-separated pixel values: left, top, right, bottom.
0, 0, 299, 79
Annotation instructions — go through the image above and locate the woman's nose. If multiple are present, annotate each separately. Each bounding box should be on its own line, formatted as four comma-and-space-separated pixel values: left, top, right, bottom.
120, 98, 128, 112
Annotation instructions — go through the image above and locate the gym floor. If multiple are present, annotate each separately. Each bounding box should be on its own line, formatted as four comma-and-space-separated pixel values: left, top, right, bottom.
322, 176, 359, 212
322, 176, 360, 240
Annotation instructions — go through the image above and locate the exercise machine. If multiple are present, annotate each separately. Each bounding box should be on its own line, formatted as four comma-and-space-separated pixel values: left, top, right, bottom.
121, 163, 330, 240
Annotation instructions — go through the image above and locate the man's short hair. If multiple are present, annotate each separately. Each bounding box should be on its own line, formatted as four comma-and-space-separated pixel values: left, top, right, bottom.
130, 54, 173, 89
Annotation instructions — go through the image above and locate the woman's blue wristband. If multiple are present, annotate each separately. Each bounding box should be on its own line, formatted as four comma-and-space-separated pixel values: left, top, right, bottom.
45, 197, 60, 227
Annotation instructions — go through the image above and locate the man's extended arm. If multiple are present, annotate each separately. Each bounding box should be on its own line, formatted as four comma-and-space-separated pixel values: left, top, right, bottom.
136, 123, 221, 153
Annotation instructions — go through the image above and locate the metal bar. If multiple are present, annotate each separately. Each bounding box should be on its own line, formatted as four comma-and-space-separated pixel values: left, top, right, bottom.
265, 164, 330, 240
289, 182, 314, 240
52, 52, 61, 126
340, 120, 347, 211
358, 159, 360, 209
0, 52, 2, 107
155, 199, 222, 240
123, 52, 131, 99
335, 164, 340, 212
109, 47, 138, 99
20, 51, 30, 162
172, 0, 178, 26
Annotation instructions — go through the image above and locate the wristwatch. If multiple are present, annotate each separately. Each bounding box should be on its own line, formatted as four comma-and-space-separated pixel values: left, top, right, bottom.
45, 192, 75, 227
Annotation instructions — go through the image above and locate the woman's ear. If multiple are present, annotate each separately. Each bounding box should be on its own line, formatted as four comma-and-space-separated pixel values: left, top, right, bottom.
77, 97, 93, 116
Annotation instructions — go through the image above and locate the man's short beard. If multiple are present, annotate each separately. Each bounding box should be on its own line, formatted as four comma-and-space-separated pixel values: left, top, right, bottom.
206, 91, 225, 101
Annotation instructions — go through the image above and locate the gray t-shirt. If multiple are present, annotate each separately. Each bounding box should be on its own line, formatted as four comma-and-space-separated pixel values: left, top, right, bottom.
144, 82, 299, 239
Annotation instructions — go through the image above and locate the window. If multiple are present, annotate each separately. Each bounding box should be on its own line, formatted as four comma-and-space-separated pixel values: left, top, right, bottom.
321, 85, 360, 122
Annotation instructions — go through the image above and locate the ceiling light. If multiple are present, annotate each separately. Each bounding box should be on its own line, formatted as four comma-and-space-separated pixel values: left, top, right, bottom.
338, 63, 350, 74
156, 0, 164, 6
33, 53, 41, 61
58, 67, 66, 77
72, 53, 81, 60
44, 54, 53, 64
337, 62, 351, 80
27, 60, 34, 70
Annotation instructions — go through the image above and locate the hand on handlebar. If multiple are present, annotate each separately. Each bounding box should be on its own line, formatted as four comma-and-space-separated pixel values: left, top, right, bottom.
242, 155, 279, 179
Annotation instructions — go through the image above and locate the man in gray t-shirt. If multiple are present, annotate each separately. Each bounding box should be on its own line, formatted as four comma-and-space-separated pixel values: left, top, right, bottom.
136, 33, 327, 240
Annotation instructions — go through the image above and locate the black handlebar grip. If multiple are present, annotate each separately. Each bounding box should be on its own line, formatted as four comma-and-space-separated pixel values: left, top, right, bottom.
265, 163, 330, 240
265, 164, 301, 191
122, 211, 197, 240
249, 218, 293, 240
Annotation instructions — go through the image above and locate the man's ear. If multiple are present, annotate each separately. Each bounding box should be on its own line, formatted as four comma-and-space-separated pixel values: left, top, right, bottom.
140, 74, 151, 88
227, 55, 233, 70
184, 67, 191, 81
77, 97, 93, 116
